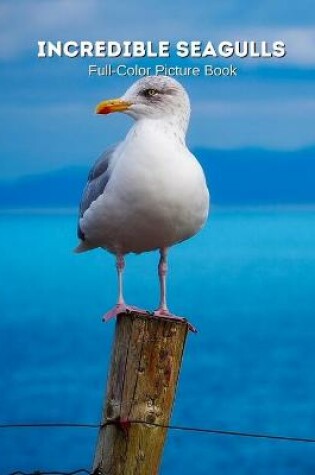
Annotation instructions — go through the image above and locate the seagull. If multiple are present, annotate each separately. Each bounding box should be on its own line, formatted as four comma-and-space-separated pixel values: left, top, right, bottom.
75, 76, 209, 322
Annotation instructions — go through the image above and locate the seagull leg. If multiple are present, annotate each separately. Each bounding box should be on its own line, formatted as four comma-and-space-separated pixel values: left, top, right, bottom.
116, 253, 125, 307
153, 248, 197, 332
154, 247, 170, 316
103, 254, 147, 321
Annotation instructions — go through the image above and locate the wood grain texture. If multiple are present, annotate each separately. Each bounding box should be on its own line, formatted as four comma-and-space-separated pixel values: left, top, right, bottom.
93, 312, 189, 475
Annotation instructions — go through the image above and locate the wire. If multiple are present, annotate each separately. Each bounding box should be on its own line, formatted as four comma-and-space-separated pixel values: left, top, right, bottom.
0, 423, 99, 429
5, 420, 315, 475
2, 420, 315, 444
8, 470, 90, 475
130, 420, 315, 443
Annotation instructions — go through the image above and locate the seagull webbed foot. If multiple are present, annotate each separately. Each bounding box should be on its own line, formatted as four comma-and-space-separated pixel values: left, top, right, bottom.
153, 308, 197, 333
103, 303, 148, 322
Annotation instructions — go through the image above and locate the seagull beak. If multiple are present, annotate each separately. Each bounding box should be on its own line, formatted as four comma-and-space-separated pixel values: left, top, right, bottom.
95, 98, 132, 115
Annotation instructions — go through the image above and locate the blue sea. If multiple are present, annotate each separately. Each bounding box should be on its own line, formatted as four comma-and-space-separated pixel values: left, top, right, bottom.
1, 207, 315, 474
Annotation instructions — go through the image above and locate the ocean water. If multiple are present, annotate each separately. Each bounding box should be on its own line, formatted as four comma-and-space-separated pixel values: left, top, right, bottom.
1, 207, 315, 474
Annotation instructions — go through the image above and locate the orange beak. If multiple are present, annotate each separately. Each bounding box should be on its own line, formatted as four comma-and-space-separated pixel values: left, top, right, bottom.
95, 98, 132, 115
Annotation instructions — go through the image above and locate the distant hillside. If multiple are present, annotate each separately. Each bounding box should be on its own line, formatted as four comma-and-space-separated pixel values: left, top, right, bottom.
0, 148, 314, 208
196, 147, 315, 205
0, 166, 87, 208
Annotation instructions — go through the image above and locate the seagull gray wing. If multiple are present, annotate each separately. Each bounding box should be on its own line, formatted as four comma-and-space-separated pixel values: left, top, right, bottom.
78, 143, 118, 240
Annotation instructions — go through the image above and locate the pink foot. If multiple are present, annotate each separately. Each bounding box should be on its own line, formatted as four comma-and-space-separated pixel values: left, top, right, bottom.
153, 308, 197, 333
103, 303, 148, 322
154, 308, 172, 318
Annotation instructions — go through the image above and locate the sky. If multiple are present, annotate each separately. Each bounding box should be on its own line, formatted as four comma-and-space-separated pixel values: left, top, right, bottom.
0, 0, 314, 179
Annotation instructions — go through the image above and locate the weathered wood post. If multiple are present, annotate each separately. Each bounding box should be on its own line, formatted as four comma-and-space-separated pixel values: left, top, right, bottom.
92, 311, 190, 475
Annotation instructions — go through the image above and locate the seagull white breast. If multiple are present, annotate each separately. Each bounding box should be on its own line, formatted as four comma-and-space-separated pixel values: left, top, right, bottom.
77, 76, 210, 255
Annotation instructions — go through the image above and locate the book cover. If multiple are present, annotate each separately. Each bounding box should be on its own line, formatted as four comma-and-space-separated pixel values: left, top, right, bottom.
1, 2, 314, 474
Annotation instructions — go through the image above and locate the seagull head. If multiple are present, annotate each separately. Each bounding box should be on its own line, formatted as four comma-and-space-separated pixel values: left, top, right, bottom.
95, 76, 190, 132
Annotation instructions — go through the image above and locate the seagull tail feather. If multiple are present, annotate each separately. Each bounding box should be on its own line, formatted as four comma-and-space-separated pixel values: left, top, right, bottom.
74, 240, 96, 253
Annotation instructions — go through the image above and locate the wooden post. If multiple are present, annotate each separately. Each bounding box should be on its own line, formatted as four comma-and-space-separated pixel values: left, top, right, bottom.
92, 311, 189, 475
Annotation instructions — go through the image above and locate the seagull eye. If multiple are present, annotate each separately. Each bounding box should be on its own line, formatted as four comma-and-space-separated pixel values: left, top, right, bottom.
143, 88, 159, 97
